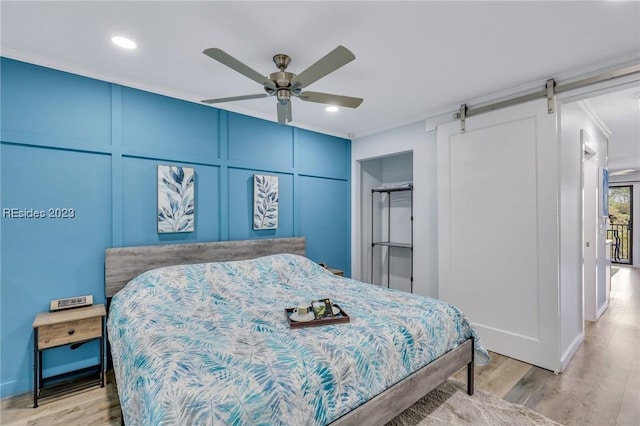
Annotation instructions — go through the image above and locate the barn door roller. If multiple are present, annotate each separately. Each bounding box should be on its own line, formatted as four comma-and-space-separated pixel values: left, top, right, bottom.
458, 104, 467, 132
546, 79, 556, 114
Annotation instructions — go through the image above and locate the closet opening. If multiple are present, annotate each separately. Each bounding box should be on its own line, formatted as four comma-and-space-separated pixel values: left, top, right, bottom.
359, 151, 413, 292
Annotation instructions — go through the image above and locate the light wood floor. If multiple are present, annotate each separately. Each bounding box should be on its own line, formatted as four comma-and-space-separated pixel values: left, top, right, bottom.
453, 265, 640, 426
2, 266, 638, 425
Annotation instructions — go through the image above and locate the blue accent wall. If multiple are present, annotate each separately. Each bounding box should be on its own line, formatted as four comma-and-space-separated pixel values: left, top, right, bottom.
0, 58, 351, 397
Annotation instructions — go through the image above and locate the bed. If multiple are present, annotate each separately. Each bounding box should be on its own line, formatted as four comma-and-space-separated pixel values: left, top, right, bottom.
106, 237, 488, 425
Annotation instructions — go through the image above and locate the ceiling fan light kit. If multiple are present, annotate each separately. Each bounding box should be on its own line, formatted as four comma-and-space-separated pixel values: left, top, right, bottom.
202, 46, 363, 125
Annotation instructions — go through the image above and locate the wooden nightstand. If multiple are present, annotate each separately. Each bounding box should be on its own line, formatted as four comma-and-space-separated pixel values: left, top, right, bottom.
318, 262, 344, 276
328, 267, 344, 277
32, 304, 106, 408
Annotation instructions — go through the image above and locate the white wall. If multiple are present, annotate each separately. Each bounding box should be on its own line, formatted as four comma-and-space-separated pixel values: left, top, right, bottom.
352, 121, 438, 297
558, 101, 608, 368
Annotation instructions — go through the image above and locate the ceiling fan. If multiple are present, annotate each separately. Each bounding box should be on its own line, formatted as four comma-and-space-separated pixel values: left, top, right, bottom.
201, 46, 363, 124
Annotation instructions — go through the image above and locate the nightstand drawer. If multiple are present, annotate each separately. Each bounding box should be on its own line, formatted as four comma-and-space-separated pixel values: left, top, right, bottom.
38, 317, 102, 349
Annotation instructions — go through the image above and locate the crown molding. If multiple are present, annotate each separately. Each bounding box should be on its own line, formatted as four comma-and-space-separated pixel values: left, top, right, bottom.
577, 100, 612, 138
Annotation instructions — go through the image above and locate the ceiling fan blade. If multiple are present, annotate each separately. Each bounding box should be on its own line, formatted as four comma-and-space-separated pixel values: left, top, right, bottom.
277, 102, 287, 124
297, 91, 363, 108
201, 93, 269, 104
276, 102, 293, 124
203, 48, 276, 90
290, 46, 355, 90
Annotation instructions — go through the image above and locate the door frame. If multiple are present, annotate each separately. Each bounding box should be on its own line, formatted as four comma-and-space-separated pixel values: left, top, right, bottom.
556, 77, 639, 334
608, 184, 634, 265
582, 133, 598, 322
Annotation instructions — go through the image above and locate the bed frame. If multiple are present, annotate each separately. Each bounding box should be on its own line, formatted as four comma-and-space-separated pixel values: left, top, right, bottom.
105, 237, 307, 298
105, 237, 474, 426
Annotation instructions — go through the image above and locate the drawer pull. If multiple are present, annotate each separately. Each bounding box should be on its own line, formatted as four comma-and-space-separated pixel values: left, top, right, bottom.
68, 329, 75, 335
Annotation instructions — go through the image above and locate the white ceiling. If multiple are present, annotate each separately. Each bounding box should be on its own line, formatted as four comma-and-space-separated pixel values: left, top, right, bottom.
586, 86, 640, 174
1, 1, 639, 145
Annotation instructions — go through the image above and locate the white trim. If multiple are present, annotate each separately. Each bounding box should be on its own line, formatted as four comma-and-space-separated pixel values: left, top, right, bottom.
555, 74, 640, 105
424, 112, 456, 133
559, 333, 584, 372
357, 113, 446, 139
577, 101, 612, 138
609, 178, 640, 185
596, 299, 609, 319
584, 144, 596, 158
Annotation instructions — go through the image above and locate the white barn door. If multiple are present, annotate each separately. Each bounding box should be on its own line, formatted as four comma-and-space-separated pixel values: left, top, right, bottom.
437, 99, 560, 371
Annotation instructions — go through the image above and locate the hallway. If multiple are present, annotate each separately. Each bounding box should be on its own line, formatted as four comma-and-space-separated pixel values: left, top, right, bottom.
459, 266, 639, 425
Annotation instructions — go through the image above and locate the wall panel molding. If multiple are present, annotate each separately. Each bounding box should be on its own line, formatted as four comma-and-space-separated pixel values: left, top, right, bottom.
0, 57, 351, 398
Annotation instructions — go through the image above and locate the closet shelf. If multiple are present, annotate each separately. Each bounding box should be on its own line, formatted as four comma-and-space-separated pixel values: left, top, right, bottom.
371, 185, 413, 293
372, 184, 413, 193
372, 242, 412, 249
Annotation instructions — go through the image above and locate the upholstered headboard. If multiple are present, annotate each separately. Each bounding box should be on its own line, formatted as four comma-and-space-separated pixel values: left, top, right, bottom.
105, 237, 306, 298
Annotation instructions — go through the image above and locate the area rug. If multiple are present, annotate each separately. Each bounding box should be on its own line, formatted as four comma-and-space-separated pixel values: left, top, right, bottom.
387, 379, 562, 426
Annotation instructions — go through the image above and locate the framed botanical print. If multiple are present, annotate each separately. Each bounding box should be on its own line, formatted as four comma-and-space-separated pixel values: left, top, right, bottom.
253, 174, 278, 230
157, 165, 195, 233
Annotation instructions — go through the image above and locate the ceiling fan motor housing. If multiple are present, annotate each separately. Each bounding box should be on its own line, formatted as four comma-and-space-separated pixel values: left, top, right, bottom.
269, 71, 295, 104
276, 89, 290, 105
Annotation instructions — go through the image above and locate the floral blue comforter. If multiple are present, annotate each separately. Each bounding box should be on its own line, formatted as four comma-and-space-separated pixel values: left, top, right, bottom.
108, 254, 488, 426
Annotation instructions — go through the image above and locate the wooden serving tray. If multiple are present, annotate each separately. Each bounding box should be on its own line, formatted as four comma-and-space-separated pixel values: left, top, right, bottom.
285, 304, 350, 328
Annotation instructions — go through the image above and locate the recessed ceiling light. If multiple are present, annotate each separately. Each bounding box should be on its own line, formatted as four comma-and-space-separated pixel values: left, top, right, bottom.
111, 36, 137, 50
325, 106, 339, 113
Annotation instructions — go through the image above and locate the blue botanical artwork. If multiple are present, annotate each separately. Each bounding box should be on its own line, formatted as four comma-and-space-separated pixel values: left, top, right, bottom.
253, 174, 278, 230
602, 168, 609, 217
157, 165, 195, 233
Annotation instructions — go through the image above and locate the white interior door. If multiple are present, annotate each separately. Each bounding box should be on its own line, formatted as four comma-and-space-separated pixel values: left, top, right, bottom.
583, 140, 598, 321
437, 98, 559, 371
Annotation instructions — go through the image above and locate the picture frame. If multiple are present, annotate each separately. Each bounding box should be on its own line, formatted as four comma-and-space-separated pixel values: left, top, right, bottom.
311, 298, 334, 319
157, 165, 195, 233
601, 167, 609, 218
253, 174, 279, 230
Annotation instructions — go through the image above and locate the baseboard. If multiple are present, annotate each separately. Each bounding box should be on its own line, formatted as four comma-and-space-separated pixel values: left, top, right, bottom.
596, 300, 609, 319
0, 380, 18, 399
560, 332, 584, 372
